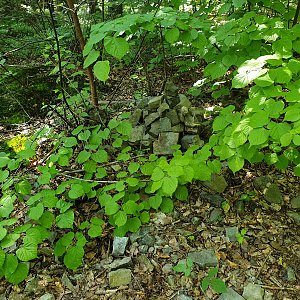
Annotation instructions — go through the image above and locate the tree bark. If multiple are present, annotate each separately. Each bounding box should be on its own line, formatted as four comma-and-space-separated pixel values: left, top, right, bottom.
293, 0, 300, 26
66, 0, 98, 106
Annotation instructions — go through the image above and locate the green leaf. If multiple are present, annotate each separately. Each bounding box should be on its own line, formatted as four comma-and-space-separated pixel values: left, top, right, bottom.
91, 149, 108, 163
126, 177, 139, 187
122, 200, 139, 215
128, 162, 140, 174
160, 198, 174, 213
116, 122, 132, 135
285, 109, 300, 122
249, 111, 269, 128
175, 186, 188, 201
16, 242, 37, 261
56, 210, 74, 229
201, 277, 210, 292
77, 150, 91, 164
3, 254, 18, 277
254, 73, 274, 87
15, 180, 32, 195
94, 60, 110, 82
68, 184, 85, 199
6, 262, 29, 284
162, 177, 178, 196
105, 201, 119, 215
64, 245, 84, 270
151, 167, 165, 181
78, 130, 91, 141
294, 164, 300, 176
248, 128, 269, 145
38, 211, 55, 228
83, 49, 100, 68
96, 167, 107, 179
104, 36, 129, 60
0, 249, 5, 268
210, 278, 227, 293
0, 226, 7, 241
0, 157, 9, 168
228, 156, 244, 173
232, 0, 246, 8
140, 211, 150, 223
0, 170, 9, 183
28, 203, 44, 221
1, 233, 19, 248
64, 137, 77, 148
148, 195, 163, 209
280, 133, 292, 146
114, 210, 128, 227
165, 27, 180, 44
126, 217, 141, 232
88, 224, 103, 238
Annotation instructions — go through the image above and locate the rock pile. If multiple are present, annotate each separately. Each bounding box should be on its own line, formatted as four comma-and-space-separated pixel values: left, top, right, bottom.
129, 81, 204, 155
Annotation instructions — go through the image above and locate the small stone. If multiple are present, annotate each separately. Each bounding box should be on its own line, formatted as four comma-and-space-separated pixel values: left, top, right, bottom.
183, 114, 196, 127
209, 208, 223, 222
188, 249, 218, 268
149, 121, 160, 137
112, 237, 129, 257
108, 268, 131, 287
218, 288, 245, 300
160, 117, 172, 132
176, 293, 193, 300
253, 176, 272, 192
147, 95, 163, 110
264, 183, 282, 204
162, 263, 174, 274
129, 125, 145, 142
171, 124, 184, 132
38, 293, 55, 300
139, 234, 156, 247
165, 109, 180, 126
164, 81, 179, 98
291, 195, 300, 208
144, 112, 160, 126
61, 272, 76, 292
167, 275, 176, 288
287, 266, 297, 282
242, 283, 264, 300
141, 133, 154, 147
136, 97, 150, 109
203, 174, 228, 193
176, 94, 191, 109
153, 132, 179, 155
8, 292, 27, 300
225, 227, 239, 242
158, 102, 169, 115
24, 277, 39, 295
139, 245, 149, 253
202, 193, 225, 207
104, 257, 132, 270
181, 135, 204, 150
129, 109, 142, 126
137, 254, 154, 272
129, 227, 150, 243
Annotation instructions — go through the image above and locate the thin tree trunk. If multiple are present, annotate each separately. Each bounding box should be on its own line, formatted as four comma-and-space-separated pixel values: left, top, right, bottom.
66, 0, 98, 106
293, 0, 300, 26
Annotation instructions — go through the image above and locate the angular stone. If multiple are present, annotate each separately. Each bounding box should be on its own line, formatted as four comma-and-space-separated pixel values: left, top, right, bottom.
225, 226, 239, 242
129, 109, 142, 126
164, 81, 179, 98
38, 293, 55, 300
264, 183, 282, 204
176, 294, 193, 300
104, 257, 132, 270
171, 124, 184, 132
165, 109, 180, 126
149, 121, 160, 137
144, 112, 160, 126
176, 94, 191, 109
188, 249, 218, 268
108, 268, 131, 287
24, 277, 39, 295
147, 95, 163, 110
61, 273, 76, 292
157, 102, 169, 115
218, 288, 245, 300
166, 96, 180, 108
201, 193, 225, 207
185, 126, 198, 134
129, 125, 145, 142
112, 237, 129, 257
178, 106, 189, 122
291, 195, 300, 208
153, 132, 179, 155
141, 133, 154, 146
137, 254, 154, 272
253, 176, 272, 192
181, 135, 204, 150
242, 283, 264, 300
160, 117, 172, 132
287, 266, 297, 282
136, 97, 151, 109
209, 208, 224, 222
203, 174, 228, 193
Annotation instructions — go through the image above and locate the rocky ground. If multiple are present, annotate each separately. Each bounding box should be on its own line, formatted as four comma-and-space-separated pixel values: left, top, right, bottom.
1, 161, 300, 300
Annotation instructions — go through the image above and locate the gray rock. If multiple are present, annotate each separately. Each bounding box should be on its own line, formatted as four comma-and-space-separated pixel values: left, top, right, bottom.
141, 133, 154, 146
176, 94, 191, 109
24, 277, 39, 295
181, 135, 204, 150
171, 124, 184, 132
242, 283, 264, 300
137, 254, 154, 272
139, 234, 156, 247
167, 275, 176, 288
253, 176, 272, 191
129, 125, 145, 142
203, 174, 228, 193
225, 227, 239, 242
287, 266, 296, 282
209, 208, 224, 222
185, 126, 198, 134
61, 272, 76, 292
108, 268, 131, 287
165, 109, 180, 126
144, 112, 160, 126
112, 237, 129, 257
218, 288, 245, 300
162, 263, 174, 274
104, 257, 132, 270
291, 195, 300, 208
136, 97, 151, 109
147, 95, 163, 110
130, 227, 153, 244
264, 183, 282, 204
158, 102, 169, 115
188, 249, 218, 268
176, 294, 193, 300
184, 114, 197, 127
202, 193, 225, 207
153, 132, 179, 155
160, 117, 172, 132
149, 121, 160, 137
129, 109, 142, 126
139, 245, 149, 253
164, 81, 179, 98
287, 211, 300, 224
38, 293, 55, 300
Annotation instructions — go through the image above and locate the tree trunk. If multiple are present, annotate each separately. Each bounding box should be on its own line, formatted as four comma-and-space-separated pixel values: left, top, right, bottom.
66, 0, 98, 106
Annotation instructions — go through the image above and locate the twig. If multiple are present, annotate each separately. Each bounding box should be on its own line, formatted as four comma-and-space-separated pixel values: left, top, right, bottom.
62, 174, 119, 183
259, 284, 299, 291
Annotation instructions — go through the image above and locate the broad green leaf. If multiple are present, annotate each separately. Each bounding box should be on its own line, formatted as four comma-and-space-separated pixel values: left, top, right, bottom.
293, 40, 300, 54
38, 211, 55, 228
210, 278, 227, 293
77, 150, 91, 164
0, 249, 5, 268
91, 149, 108, 163
160, 198, 174, 213
96, 167, 107, 179
56, 210, 74, 229
122, 200, 139, 215
213, 116, 229, 132
0, 233, 20, 249
294, 164, 300, 176
126, 217, 141, 232
0, 157, 9, 168
114, 210, 127, 227
293, 135, 300, 145
0, 226, 7, 241
105, 202, 119, 215
28, 203, 44, 221
285, 109, 300, 122
272, 38, 292, 58
233, 68, 267, 88
94, 60, 110, 82
6, 262, 29, 284
140, 211, 150, 223
149, 195, 163, 209
254, 73, 274, 87
175, 186, 188, 201
83, 49, 100, 68
3, 254, 18, 276
128, 162, 140, 174
165, 27, 180, 44
233, 0, 246, 8
280, 132, 292, 146
64, 246, 84, 270
249, 111, 269, 128
228, 156, 244, 173
162, 177, 178, 196
16, 242, 37, 261
63, 137, 77, 148
126, 177, 139, 187
104, 36, 129, 60
78, 130, 91, 141
151, 167, 165, 181
269, 67, 292, 84
68, 184, 85, 199
248, 128, 269, 145
116, 122, 132, 135
15, 180, 31, 195
0, 170, 9, 183
88, 224, 103, 238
